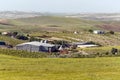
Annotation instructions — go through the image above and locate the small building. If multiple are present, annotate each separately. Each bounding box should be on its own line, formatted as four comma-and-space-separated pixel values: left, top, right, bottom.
74, 31, 78, 34
16, 41, 58, 52
0, 41, 6, 45
2, 32, 11, 36
93, 30, 105, 34
0, 41, 7, 49
72, 42, 99, 48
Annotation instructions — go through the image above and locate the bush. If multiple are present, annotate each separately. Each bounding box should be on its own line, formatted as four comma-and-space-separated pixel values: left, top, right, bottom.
29, 37, 41, 42
111, 48, 118, 55
16, 35, 28, 40
88, 29, 93, 33
12, 32, 18, 37
109, 31, 114, 34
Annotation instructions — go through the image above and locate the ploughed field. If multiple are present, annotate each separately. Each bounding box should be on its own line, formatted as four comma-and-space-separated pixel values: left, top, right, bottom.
0, 54, 120, 80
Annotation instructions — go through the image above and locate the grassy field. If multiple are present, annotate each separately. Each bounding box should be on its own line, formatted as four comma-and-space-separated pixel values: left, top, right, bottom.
0, 35, 25, 46
81, 46, 120, 54
5, 16, 101, 32
30, 31, 120, 46
0, 54, 120, 80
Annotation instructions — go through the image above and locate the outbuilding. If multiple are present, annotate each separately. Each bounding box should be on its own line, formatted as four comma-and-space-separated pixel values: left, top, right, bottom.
72, 42, 99, 48
93, 30, 105, 34
0, 41, 7, 49
16, 41, 57, 52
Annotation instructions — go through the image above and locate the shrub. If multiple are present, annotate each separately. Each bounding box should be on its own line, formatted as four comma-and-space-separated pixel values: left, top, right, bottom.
88, 29, 93, 33
111, 48, 118, 55
29, 37, 41, 42
109, 31, 114, 34
16, 35, 28, 40
12, 32, 18, 37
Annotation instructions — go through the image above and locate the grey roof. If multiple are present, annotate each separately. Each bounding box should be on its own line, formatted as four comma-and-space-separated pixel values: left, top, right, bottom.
16, 41, 55, 47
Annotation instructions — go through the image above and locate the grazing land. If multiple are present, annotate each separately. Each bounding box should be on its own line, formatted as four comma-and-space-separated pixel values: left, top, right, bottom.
0, 54, 120, 80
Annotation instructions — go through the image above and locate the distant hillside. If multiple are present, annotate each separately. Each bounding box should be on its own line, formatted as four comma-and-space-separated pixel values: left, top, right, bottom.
0, 11, 42, 19
1, 11, 120, 21
6, 16, 102, 32
0, 15, 119, 32
65, 13, 120, 21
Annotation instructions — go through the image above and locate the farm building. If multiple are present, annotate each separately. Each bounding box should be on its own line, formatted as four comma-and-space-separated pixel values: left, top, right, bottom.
16, 41, 58, 52
93, 30, 105, 34
0, 41, 6, 45
74, 31, 78, 34
2, 32, 12, 36
0, 41, 7, 49
72, 42, 99, 48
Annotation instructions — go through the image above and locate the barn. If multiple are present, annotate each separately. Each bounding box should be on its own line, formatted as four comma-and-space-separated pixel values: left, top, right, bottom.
16, 41, 57, 52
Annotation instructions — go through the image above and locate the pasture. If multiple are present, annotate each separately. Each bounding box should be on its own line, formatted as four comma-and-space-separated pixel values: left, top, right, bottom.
0, 54, 120, 80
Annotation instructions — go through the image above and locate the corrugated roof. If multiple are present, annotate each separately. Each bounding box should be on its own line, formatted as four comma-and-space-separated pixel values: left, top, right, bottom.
16, 41, 55, 47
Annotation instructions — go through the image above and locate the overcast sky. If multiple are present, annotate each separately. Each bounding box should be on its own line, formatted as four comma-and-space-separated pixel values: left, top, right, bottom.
0, 0, 120, 13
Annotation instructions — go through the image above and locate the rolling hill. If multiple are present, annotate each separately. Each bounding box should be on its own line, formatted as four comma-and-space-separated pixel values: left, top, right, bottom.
0, 15, 120, 46
5, 16, 103, 32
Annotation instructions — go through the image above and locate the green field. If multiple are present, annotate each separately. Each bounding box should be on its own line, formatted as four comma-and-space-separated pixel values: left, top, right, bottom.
0, 54, 120, 80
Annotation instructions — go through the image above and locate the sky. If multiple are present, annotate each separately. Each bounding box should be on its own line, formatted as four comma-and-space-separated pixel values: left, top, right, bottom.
0, 0, 120, 13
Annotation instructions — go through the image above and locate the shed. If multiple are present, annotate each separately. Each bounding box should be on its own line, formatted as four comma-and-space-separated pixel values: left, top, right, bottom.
16, 41, 57, 52
74, 31, 78, 34
72, 42, 99, 48
0, 41, 6, 45
0, 41, 7, 49
2, 32, 11, 36
93, 30, 105, 34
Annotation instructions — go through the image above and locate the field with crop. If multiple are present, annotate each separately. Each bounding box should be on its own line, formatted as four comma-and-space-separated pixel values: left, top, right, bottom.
0, 54, 120, 80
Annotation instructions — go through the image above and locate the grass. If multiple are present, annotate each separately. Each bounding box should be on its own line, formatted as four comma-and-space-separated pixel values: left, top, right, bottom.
0, 35, 25, 46
7, 16, 101, 32
0, 54, 120, 80
0, 49, 47, 58
30, 31, 120, 46
0, 16, 120, 46
82, 46, 120, 54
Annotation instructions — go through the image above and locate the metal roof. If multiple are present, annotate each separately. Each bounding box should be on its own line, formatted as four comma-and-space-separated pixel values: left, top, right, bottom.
16, 41, 55, 47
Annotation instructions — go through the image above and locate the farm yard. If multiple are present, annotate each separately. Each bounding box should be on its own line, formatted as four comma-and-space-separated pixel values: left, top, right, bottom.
0, 14, 120, 80
0, 16, 120, 56
0, 54, 120, 80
